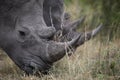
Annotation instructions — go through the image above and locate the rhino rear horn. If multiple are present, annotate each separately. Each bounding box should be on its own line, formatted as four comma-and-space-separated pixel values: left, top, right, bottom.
63, 16, 85, 34
70, 16, 85, 31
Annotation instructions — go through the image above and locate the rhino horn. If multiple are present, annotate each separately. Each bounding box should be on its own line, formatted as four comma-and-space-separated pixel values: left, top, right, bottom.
91, 23, 103, 37
36, 0, 56, 39
69, 16, 85, 31
46, 35, 80, 62
76, 23, 103, 46
63, 16, 85, 34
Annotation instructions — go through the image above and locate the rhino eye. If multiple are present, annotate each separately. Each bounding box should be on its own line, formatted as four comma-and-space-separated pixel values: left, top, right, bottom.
17, 30, 28, 42
16, 27, 30, 42
19, 31, 26, 36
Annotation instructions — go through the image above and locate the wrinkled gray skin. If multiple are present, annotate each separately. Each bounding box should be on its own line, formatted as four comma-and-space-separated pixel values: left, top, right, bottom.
0, 0, 102, 74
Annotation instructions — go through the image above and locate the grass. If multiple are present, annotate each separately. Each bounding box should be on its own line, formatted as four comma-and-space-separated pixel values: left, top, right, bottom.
0, 39, 120, 80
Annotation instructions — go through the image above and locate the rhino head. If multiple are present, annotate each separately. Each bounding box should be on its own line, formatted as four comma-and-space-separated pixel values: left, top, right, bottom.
0, 0, 102, 74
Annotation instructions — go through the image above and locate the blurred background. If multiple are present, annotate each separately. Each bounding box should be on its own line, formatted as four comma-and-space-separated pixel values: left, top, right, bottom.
65, 0, 120, 41
0, 0, 120, 80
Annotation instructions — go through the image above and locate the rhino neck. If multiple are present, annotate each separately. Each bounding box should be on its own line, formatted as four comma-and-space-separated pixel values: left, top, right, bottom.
0, 27, 14, 50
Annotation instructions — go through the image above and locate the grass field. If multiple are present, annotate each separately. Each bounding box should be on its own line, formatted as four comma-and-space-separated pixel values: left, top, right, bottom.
0, 39, 120, 80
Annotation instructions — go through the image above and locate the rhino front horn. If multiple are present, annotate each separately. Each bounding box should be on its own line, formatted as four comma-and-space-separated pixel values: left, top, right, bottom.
46, 35, 80, 62
91, 23, 103, 37
75, 23, 103, 46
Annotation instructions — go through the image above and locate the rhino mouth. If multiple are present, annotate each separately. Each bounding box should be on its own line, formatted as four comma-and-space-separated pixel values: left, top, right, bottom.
23, 57, 52, 74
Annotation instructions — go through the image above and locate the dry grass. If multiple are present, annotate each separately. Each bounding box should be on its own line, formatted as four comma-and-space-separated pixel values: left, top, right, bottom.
0, 39, 120, 80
